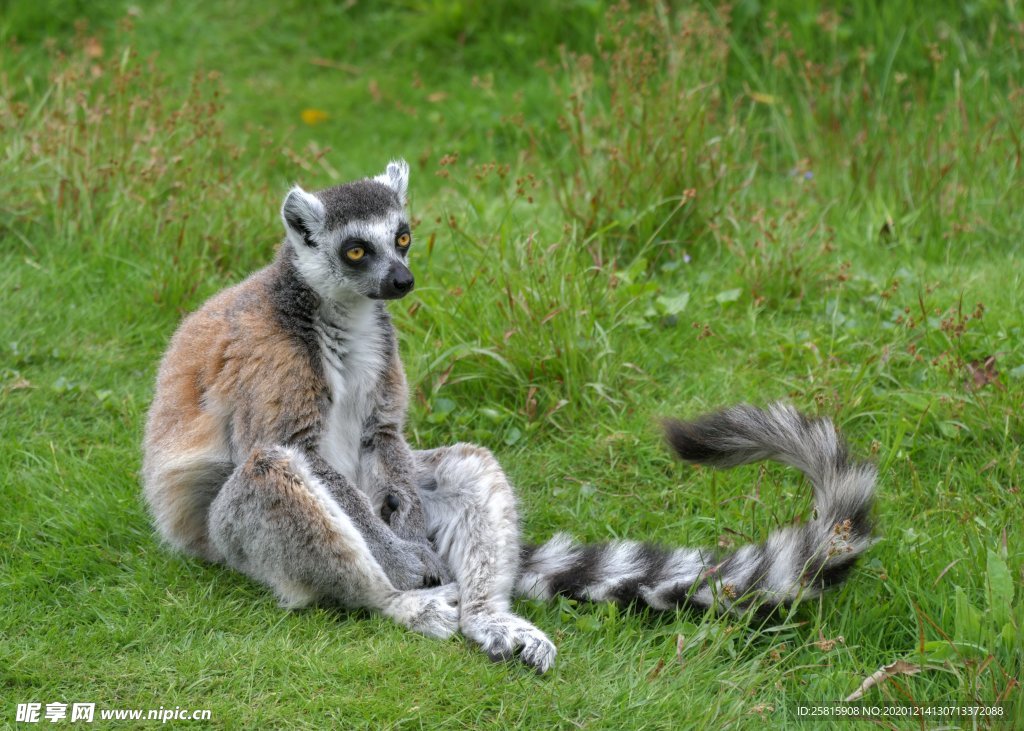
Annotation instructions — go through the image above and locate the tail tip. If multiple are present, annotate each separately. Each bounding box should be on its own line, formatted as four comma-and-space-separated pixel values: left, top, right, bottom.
662, 417, 721, 464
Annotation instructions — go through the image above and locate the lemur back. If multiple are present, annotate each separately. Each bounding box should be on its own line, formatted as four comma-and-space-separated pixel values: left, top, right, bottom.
143, 257, 379, 560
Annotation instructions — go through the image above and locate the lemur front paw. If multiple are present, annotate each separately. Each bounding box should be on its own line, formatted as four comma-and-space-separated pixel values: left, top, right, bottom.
461, 611, 558, 675
412, 540, 453, 588
384, 538, 451, 591
383, 492, 432, 541
384, 583, 460, 639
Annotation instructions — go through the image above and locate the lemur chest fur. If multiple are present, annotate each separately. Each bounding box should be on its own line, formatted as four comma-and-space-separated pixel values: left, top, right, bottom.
315, 300, 385, 489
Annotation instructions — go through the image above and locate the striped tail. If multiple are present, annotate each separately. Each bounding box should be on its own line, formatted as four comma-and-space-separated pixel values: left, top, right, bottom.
516, 404, 876, 615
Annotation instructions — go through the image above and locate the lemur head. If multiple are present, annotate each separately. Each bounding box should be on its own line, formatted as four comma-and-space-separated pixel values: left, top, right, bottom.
282, 160, 414, 302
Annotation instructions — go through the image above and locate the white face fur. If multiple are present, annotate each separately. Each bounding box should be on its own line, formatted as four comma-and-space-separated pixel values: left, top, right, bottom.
282, 160, 415, 303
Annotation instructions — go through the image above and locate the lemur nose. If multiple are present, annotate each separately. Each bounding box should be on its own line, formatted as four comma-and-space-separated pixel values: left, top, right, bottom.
393, 270, 414, 293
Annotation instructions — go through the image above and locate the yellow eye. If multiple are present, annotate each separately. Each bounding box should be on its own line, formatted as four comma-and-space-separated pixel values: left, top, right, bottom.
346, 247, 365, 261
396, 232, 411, 248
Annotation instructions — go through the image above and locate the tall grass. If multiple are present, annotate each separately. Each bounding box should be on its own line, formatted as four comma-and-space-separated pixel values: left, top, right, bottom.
0, 31, 277, 312
543, 4, 745, 255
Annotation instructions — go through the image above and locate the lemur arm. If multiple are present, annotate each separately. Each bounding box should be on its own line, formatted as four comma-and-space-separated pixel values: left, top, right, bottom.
358, 414, 427, 542
299, 449, 449, 588
358, 333, 432, 545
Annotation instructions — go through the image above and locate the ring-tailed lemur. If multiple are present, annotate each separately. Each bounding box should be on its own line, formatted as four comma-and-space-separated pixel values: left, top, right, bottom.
143, 160, 876, 674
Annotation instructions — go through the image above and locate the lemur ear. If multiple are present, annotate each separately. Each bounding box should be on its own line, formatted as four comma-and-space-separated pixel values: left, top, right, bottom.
281, 186, 326, 247
374, 159, 409, 206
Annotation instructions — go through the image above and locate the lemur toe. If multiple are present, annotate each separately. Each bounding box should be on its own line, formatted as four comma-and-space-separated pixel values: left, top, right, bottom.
519, 636, 557, 675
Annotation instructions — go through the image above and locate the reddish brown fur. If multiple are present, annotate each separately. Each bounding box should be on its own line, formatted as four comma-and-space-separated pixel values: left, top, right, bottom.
143, 257, 327, 561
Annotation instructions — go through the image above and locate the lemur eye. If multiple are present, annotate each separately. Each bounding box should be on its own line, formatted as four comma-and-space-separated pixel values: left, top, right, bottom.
346, 247, 365, 262
396, 232, 411, 249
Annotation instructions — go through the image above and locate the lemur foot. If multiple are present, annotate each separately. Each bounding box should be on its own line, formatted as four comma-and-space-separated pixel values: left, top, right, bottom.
412, 540, 454, 588
384, 583, 460, 639
384, 539, 452, 591
461, 611, 557, 674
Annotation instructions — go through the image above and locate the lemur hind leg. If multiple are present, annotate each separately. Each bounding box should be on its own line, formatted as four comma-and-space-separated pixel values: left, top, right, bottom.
414, 444, 557, 673
207, 446, 459, 639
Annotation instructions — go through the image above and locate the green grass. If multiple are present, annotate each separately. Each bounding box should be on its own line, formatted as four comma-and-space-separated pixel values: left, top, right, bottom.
2, 1, 1022, 728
